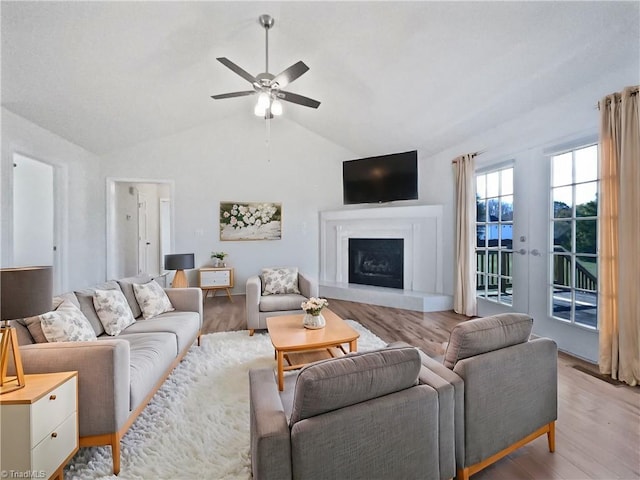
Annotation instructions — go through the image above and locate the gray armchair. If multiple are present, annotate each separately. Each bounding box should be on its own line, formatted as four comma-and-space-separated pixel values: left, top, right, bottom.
246, 269, 318, 335
410, 313, 558, 480
249, 346, 446, 480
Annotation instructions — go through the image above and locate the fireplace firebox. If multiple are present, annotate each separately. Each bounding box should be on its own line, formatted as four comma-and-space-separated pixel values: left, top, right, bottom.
348, 238, 403, 289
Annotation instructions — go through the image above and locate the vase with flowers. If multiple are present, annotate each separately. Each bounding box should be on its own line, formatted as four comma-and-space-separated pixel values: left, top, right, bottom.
211, 251, 227, 267
301, 297, 329, 329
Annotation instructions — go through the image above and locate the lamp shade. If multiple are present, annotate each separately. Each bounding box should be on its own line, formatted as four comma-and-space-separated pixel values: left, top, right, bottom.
164, 253, 195, 271
1, 266, 53, 320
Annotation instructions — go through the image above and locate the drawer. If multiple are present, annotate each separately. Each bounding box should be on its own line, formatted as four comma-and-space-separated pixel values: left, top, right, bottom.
200, 270, 230, 286
32, 412, 78, 478
31, 376, 77, 446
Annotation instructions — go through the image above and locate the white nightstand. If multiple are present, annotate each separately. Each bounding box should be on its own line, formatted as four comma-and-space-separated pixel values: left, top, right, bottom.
199, 267, 234, 302
0, 371, 79, 480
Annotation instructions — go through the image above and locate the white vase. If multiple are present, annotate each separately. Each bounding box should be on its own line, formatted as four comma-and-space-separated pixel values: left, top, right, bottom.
303, 312, 326, 329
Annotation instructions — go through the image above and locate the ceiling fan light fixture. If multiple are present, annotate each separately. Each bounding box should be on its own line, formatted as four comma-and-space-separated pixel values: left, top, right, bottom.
257, 92, 271, 109
271, 99, 283, 116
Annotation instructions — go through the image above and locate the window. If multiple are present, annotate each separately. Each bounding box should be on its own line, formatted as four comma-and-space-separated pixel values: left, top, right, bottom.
550, 144, 598, 329
476, 167, 513, 305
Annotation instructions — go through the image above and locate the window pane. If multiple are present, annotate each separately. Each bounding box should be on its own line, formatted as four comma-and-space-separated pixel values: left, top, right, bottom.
553, 221, 572, 252
477, 199, 486, 222
501, 168, 513, 195
501, 251, 513, 276
501, 195, 513, 221
486, 172, 500, 197
500, 224, 513, 248
487, 252, 499, 274
476, 175, 486, 199
552, 286, 572, 321
476, 251, 486, 272
486, 274, 499, 296
552, 152, 573, 187
476, 274, 486, 297
476, 225, 486, 247
575, 182, 597, 217
487, 198, 500, 221
553, 187, 573, 218
576, 219, 597, 254
487, 224, 499, 247
575, 145, 598, 183
553, 254, 572, 287
576, 256, 597, 292
574, 290, 597, 329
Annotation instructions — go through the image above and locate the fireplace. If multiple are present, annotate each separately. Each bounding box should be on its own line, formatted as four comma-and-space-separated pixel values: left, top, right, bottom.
349, 238, 404, 289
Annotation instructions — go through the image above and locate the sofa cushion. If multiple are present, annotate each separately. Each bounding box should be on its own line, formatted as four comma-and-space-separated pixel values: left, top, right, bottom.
261, 267, 300, 295
443, 313, 533, 369
93, 289, 136, 336
133, 280, 174, 319
75, 281, 122, 336
289, 346, 421, 425
122, 311, 199, 353
259, 293, 307, 313
40, 300, 97, 343
104, 332, 177, 411
117, 274, 153, 319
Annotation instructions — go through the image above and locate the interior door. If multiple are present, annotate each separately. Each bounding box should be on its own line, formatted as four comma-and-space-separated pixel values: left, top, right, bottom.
137, 192, 149, 275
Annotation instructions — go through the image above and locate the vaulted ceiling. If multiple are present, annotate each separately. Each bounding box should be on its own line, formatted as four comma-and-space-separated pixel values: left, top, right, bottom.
2, 1, 638, 157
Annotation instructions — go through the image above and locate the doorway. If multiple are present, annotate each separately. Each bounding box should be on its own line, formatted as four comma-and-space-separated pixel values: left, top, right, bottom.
12, 153, 62, 292
106, 179, 174, 279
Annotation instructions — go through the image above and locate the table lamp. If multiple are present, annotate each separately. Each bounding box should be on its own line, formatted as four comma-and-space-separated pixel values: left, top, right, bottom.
164, 254, 194, 288
1, 266, 53, 394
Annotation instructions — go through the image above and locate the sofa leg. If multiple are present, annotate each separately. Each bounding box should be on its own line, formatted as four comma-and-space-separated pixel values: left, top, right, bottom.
249, 329, 255, 336
547, 421, 556, 452
111, 433, 121, 475
197, 334, 202, 346
456, 467, 470, 480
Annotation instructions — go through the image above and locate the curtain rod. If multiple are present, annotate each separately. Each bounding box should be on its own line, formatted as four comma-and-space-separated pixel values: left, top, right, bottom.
451, 150, 484, 164
596, 87, 638, 110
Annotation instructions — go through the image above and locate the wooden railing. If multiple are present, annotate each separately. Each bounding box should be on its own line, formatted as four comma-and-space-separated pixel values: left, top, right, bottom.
553, 246, 597, 291
476, 250, 512, 293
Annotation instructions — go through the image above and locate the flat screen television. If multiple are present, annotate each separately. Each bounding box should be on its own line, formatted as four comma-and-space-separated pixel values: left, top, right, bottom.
343, 150, 418, 205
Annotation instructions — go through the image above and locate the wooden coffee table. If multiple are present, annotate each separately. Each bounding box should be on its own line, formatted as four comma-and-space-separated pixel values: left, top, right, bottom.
266, 309, 360, 391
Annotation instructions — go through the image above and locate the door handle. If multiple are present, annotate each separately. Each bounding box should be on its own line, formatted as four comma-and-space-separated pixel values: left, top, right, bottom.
530, 249, 541, 257
515, 249, 527, 255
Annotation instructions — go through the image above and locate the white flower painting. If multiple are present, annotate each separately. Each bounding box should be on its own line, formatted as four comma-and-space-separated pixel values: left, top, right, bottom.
220, 202, 282, 241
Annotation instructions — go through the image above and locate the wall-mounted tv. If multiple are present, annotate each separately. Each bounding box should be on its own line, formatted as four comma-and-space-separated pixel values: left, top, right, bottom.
343, 150, 418, 205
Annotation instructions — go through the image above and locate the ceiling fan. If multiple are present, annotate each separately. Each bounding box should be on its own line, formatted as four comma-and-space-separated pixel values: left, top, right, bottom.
211, 14, 321, 119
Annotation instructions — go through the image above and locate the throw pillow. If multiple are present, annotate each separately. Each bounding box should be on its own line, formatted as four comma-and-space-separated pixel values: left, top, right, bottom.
39, 300, 97, 343
92, 289, 135, 336
261, 267, 300, 295
133, 280, 175, 320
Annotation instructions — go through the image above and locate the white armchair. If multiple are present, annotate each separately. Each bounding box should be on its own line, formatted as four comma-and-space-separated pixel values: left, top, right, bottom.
246, 268, 318, 335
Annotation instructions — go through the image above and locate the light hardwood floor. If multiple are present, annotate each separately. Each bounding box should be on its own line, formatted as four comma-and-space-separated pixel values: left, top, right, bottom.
202, 295, 640, 480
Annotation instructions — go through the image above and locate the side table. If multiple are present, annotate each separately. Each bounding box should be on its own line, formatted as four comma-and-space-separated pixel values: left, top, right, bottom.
199, 267, 234, 302
0, 371, 79, 480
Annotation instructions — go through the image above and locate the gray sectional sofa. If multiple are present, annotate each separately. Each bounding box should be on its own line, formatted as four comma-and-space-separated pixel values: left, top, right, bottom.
11, 275, 202, 475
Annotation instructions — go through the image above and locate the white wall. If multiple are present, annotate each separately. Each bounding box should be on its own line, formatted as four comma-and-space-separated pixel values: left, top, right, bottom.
100, 112, 356, 291
1, 108, 105, 292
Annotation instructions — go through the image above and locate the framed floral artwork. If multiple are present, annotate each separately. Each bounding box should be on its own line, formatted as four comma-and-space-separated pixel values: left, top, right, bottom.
219, 202, 282, 241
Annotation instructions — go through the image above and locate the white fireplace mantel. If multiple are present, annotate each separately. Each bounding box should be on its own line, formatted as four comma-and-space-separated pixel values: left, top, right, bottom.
319, 205, 452, 312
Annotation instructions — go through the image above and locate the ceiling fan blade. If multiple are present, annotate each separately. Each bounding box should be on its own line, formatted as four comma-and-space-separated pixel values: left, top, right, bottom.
271, 61, 309, 89
217, 57, 258, 85
278, 91, 321, 109
211, 91, 256, 100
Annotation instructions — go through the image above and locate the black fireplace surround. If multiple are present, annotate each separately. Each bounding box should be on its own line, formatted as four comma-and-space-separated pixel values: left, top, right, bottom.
348, 238, 404, 289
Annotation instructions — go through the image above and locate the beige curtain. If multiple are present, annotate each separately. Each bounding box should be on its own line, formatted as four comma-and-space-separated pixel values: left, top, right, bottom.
598, 85, 639, 386
453, 154, 477, 317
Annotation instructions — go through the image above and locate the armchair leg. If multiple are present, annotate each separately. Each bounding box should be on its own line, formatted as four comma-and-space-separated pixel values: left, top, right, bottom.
249, 329, 255, 336
456, 468, 470, 480
111, 433, 121, 475
547, 421, 556, 452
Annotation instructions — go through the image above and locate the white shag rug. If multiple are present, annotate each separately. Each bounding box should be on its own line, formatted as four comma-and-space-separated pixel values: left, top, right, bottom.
66, 321, 386, 480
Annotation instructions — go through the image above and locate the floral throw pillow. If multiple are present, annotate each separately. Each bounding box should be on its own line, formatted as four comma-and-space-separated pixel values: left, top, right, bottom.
261, 267, 300, 295
40, 300, 97, 343
92, 289, 135, 336
133, 280, 175, 320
